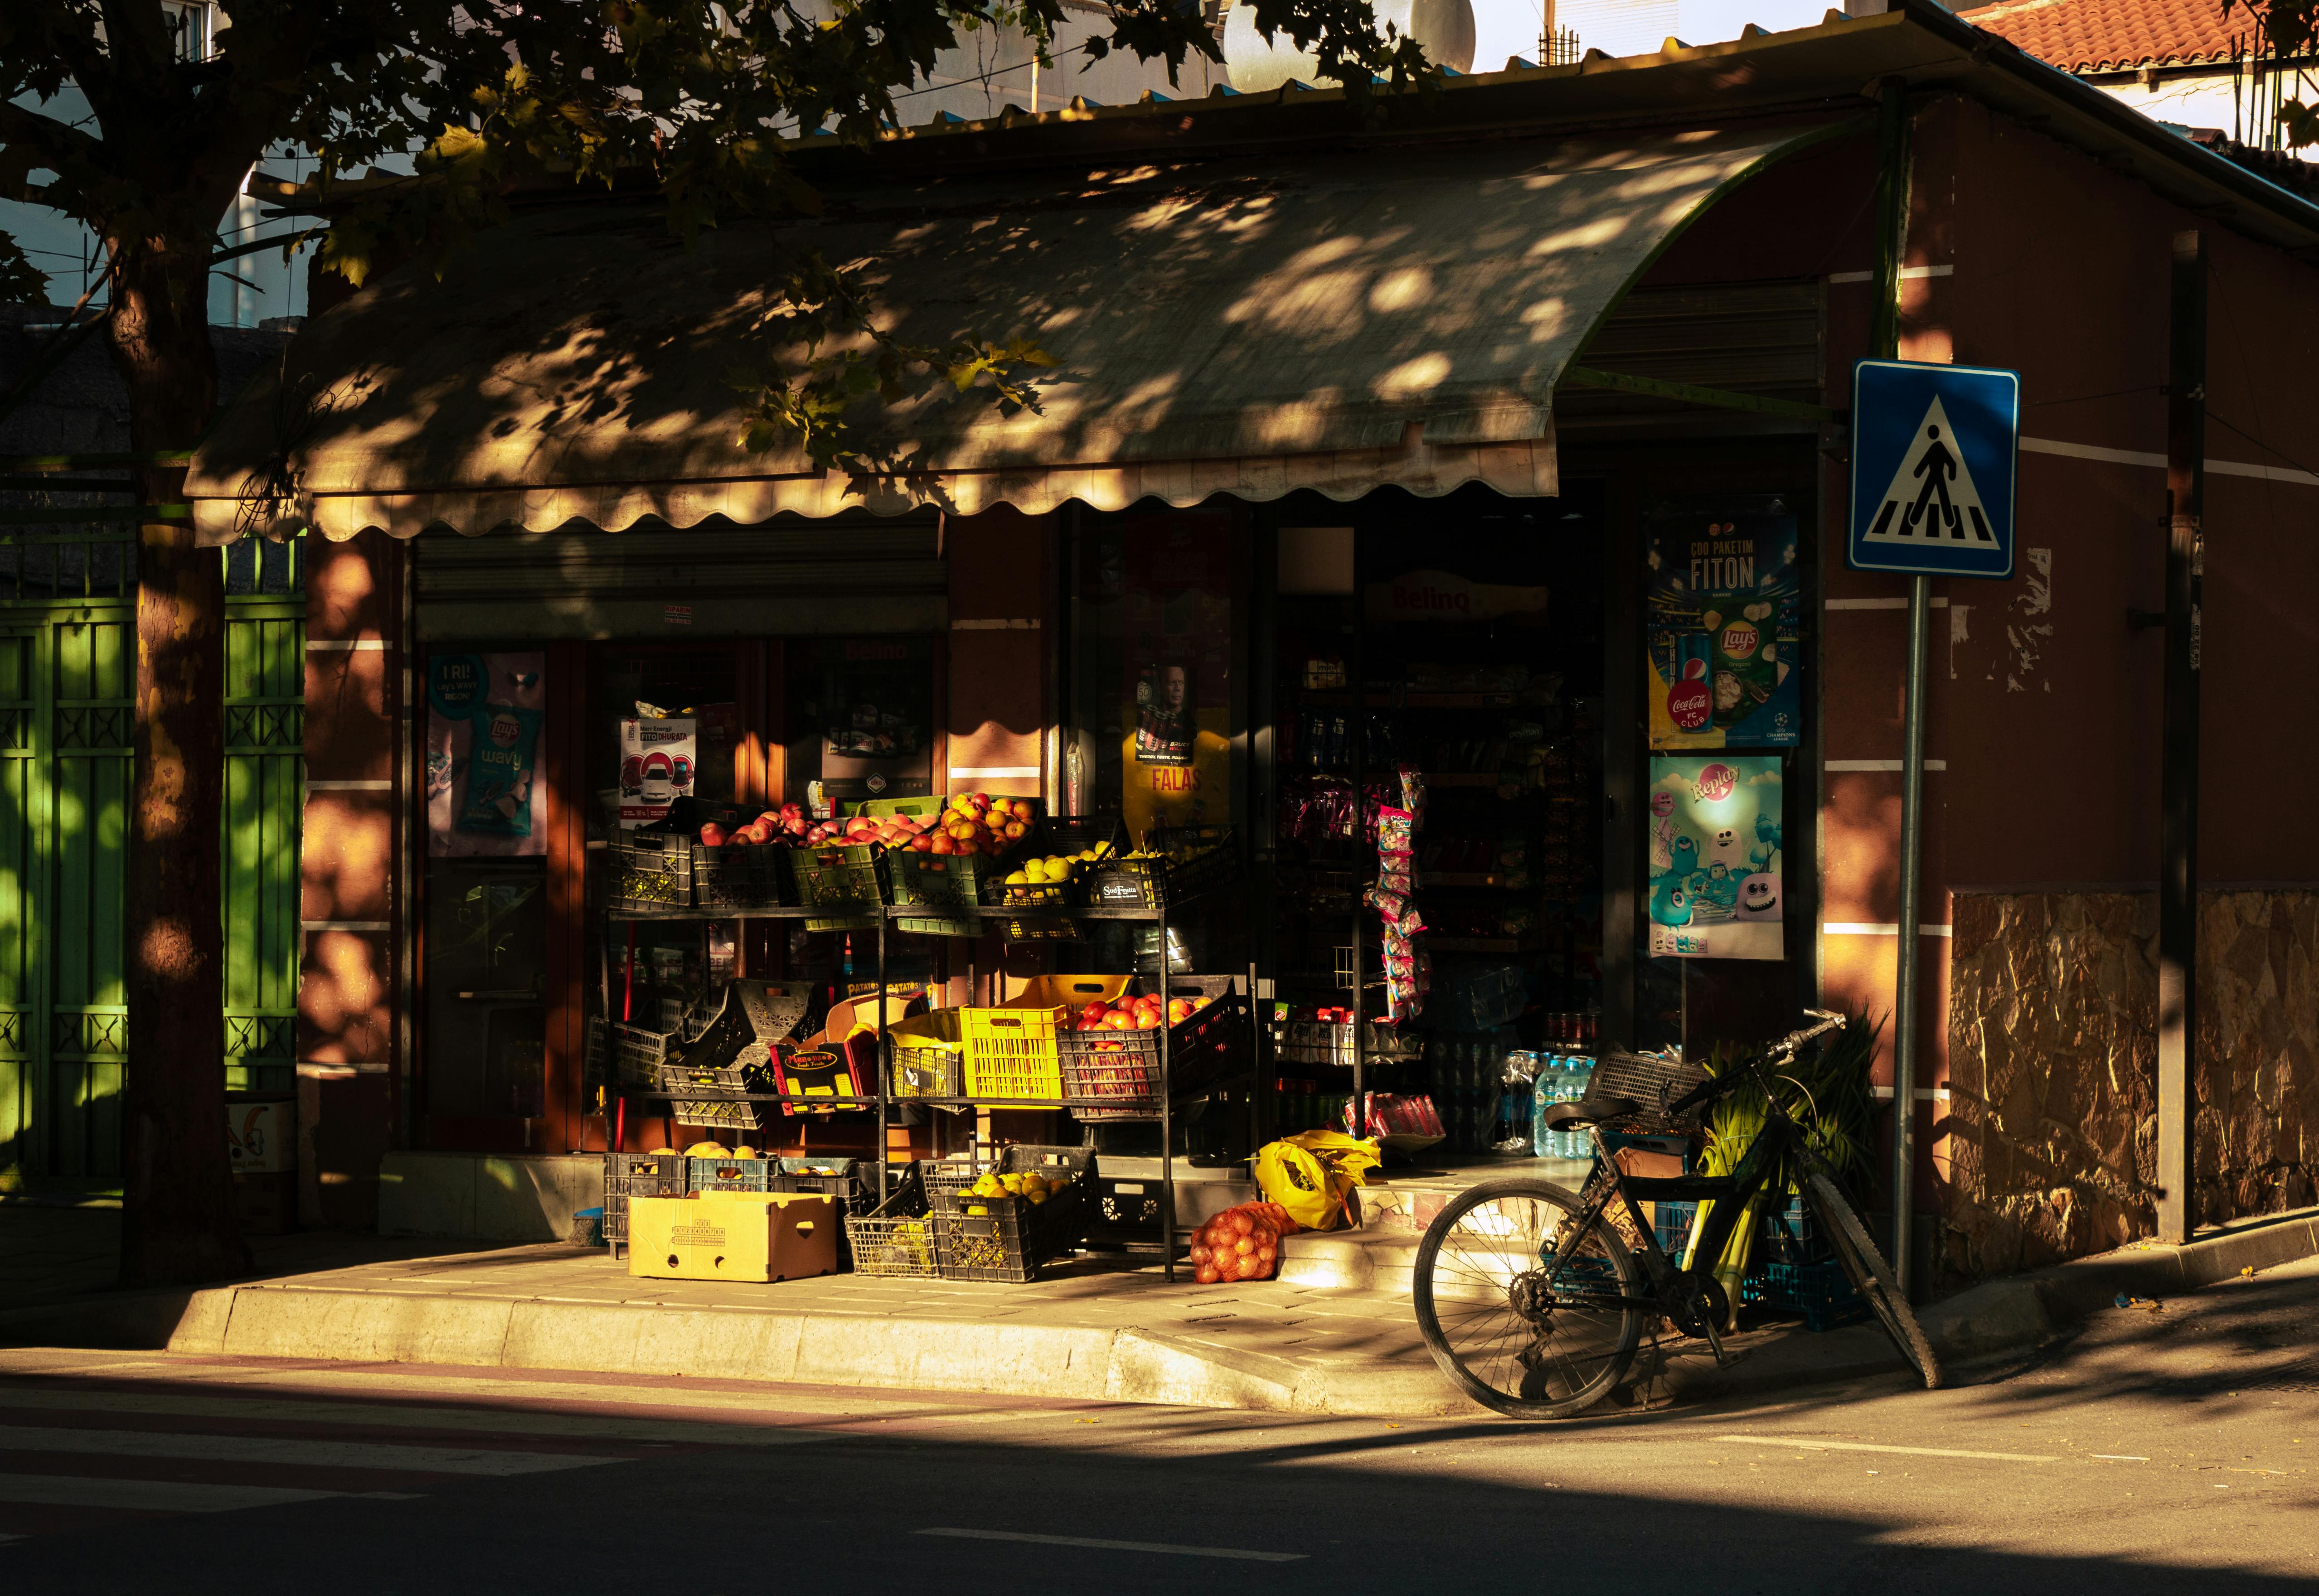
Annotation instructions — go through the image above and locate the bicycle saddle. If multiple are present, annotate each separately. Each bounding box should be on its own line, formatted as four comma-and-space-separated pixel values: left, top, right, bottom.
1539, 1095, 1641, 1131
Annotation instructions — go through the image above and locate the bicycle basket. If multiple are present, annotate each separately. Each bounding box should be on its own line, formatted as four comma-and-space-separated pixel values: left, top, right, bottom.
1583, 1050, 1712, 1134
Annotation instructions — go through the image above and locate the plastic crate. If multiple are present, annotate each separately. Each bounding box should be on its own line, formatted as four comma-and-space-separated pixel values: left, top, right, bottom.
844, 1164, 942, 1278
888, 1009, 965, 1098
1087, 825, 1238, 909
1742, 1257, 1868, 1332
685, 980, 810, 1074
1035, 815, 1130, 867
927, 1146, 1096, 1283
771, 1156, 877, 1217
1056, 976, 1252, 1120
786, 842, 883, 931
884, 851, 991, 939
688, 1155, 772, 1194
654, 1057, 777, 1133
693, 842, 792, 911
598, 1020, 681, 1087
609, 833, 693, 912
604, 1151, 687, 1198
961, 976, 1133, 1101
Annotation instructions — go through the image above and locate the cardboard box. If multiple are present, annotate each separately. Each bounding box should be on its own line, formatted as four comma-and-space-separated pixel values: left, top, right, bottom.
233, 1171, 297, 1234
226, 1098, 296, 1173
627, 1191, 838, 1283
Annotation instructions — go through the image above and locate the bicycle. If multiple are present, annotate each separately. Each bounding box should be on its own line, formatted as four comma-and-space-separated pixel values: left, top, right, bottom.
1412, 1008, 1941, 1418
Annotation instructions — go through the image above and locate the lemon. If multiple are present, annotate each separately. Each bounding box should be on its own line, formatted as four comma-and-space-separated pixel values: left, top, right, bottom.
1004, 870, 1030, 886
1048, 858, 1075, 881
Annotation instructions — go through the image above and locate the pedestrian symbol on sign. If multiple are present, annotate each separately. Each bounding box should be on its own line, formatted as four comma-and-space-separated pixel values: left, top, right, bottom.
1860, 397, 1995, 547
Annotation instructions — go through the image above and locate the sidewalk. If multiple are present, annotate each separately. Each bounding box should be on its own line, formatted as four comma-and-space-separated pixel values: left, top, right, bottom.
0, 1201, 1909, 1417
13, 1194, 2309, 1418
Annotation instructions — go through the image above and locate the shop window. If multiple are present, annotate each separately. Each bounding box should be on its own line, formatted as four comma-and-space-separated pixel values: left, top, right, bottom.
786, 636, 936, 808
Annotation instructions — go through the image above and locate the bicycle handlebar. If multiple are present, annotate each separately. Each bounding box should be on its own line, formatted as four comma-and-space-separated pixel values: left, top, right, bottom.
1664, 1009, 1848, 1118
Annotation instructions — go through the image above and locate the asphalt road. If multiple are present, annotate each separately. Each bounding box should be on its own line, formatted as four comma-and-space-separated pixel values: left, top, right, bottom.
1, 1257, 2313, 1593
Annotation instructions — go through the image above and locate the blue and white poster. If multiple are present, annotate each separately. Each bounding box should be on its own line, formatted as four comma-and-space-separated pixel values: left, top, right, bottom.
1647, 754, 1783, 962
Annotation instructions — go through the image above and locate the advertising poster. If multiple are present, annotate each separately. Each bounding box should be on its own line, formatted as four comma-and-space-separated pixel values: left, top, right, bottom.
1646, 754, 1783, 961
618, 717, 697, 828
427, 652, 548, 857
1121, 512, 1233, 842
1646, 499, 1802, 749
791, 636, 935, 802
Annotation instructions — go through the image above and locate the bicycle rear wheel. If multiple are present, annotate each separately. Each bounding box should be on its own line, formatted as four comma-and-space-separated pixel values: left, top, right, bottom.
1806, 1172, 1942, 1389
1412, 1178, 1646, 1419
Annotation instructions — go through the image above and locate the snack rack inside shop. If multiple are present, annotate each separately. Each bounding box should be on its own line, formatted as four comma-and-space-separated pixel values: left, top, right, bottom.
589, 801, 1251, 1281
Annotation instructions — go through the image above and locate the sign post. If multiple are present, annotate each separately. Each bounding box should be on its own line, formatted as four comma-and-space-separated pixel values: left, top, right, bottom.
1848, 357, 2020, 1296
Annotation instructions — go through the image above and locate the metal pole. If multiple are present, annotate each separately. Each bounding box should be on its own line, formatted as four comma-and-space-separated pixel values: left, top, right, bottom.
1349, 538, 1366, 1138
1869, 76, 1921, 1295
2157, 230, 2207, 1246
1160, 894, 1175, 1281
1892, 578, 1930, 1296
876, 912, 889, 1195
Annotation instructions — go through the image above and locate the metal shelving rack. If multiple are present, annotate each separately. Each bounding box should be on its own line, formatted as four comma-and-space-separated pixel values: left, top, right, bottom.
600, 880, 1227, 1281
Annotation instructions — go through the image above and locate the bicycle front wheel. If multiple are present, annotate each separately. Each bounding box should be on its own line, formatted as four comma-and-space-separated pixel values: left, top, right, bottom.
1412, 1178, 1646, 1419
1806, 1172, 1942, 1389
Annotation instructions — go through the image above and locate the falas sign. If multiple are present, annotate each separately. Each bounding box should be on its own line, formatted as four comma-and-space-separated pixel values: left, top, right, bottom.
1365, 571, 1551, 624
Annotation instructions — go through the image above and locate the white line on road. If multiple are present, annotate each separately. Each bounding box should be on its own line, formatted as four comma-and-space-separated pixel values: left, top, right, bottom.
0, 1476, 348, 1513
917, 1528, 1306, 1563
1715, 1435, 2058, 1463
0, 1424, 623, 1476
2091, 1455, 2150, 1462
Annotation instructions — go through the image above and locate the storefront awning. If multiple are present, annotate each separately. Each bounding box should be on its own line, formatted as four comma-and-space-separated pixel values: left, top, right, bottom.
189, 119, 1846, 543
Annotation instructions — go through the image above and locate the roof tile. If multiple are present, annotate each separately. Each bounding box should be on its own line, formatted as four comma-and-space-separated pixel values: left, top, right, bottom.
1961, 0, 2256, 73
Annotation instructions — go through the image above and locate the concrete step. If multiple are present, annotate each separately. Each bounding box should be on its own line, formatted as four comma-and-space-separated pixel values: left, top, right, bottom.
1276, 1226, 1423, 1293
1355, 1158, 1591, 1233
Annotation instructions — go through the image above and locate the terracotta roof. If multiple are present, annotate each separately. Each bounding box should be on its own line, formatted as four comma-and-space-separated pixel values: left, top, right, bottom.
1960, 0, 2256, 74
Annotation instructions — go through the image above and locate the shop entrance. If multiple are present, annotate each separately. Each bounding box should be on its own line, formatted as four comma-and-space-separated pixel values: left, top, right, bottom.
1258, 483, 1608, 1156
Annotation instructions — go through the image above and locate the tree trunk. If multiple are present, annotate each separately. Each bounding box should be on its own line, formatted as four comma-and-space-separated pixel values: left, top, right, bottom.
109, 239, 252, 1287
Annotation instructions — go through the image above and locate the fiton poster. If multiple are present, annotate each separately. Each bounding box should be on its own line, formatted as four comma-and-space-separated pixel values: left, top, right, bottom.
1646, 754, 1783, 961
1646, 499, 1801, 749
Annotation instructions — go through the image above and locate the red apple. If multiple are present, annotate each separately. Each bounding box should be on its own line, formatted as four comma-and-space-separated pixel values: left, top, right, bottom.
699, 822, 728, 847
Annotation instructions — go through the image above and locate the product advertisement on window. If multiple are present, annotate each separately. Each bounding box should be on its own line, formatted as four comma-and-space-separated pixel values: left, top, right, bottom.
426, 652, 548, 856
1645, 499, 1802, 750
1120, 514, 1233, 842
1645, 754, 1783, 961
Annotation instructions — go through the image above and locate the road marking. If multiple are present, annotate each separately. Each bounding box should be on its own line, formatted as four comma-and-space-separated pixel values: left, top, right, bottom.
917, 1528, 1306, 1562
1715, 1435, 2057, 1463
2091, 1454, 2150, 1461
0, 1476, 347, 1513
0, 1424, 622, 1476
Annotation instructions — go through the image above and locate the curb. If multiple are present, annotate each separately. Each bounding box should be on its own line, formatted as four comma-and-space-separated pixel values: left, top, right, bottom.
1920, 1205, 2319, 1363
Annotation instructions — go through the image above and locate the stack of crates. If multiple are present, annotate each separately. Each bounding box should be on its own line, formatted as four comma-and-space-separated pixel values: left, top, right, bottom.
602, 1151, 687, 1259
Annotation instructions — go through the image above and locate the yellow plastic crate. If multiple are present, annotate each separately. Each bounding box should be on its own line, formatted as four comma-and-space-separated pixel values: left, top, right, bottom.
961, 975, 1131, 1102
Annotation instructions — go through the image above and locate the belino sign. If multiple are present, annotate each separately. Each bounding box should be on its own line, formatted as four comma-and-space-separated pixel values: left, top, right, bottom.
1365, 570, 1552, 622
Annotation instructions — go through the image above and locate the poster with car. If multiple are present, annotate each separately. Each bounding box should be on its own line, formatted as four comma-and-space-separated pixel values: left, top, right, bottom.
618, 716, 698, 828
1646, 498, 1801, 749
426, 652, 547, 857
1646, 754, 1783, 961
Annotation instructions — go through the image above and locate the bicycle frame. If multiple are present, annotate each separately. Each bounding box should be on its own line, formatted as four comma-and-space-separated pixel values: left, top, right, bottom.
1538, 1031, 1835, 1312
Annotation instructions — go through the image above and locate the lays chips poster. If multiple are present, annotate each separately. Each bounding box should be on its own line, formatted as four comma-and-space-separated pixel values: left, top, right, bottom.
1646, 499, 1801, 750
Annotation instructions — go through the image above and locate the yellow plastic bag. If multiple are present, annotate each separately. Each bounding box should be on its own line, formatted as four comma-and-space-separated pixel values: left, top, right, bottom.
1253, 1130, 1382, 1232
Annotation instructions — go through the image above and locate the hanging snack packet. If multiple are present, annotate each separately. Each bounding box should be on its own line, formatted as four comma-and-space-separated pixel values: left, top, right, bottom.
460, 704, 543, 836
1376, 805, 1415, 855
1398, 764, 1428, 832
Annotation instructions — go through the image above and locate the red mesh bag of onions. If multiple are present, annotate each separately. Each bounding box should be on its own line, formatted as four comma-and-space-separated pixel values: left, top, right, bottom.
1185, 1202, 1299, 1285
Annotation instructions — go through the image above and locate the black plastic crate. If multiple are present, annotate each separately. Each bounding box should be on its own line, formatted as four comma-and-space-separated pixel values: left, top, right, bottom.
609, 833, 693, 912
603, 1151, 687, 1199
928, 1149, 1095, 1284
1087, 826, 1238, 909
693, 843, 792, 911
771, 1156, 877, 1216
1035, 815, 1130, 866
1742, 1257, 1868, 1332
685, 980, 810, 1074
844, 1164, 941, 1278
1056, 976, 1251, 1121
688, 1155, 772, 1194
653, 1056, 777, 1134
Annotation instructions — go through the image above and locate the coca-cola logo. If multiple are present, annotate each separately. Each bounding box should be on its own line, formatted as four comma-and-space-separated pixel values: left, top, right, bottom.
1667, 679, 1713, 731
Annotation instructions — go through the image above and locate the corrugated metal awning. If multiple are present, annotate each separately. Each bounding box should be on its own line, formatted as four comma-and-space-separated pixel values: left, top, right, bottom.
189, 120, 1846, 542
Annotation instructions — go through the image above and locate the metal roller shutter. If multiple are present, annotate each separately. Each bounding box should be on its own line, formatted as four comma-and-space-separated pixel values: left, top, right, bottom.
412, 515, 946, 642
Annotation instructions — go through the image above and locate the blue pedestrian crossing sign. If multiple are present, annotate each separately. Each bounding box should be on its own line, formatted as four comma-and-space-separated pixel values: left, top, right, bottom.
1848, 359, 2020, 579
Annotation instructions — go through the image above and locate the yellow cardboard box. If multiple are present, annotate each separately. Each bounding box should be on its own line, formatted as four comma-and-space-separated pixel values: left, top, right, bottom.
626, 1191, 838, 1283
